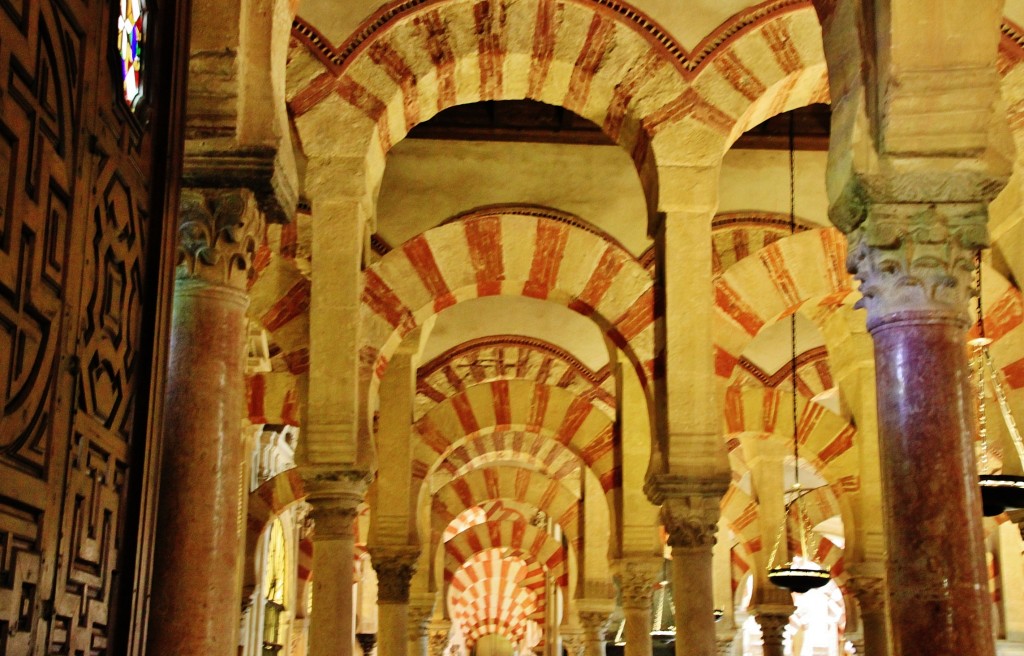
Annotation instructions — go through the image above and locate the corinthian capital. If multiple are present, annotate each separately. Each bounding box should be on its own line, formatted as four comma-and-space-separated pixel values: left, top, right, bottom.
370, 546, 420, 603
846, 203, 985, 328
661, 495, 721, 549
846, 574, 887, 614
177, 189, 264, 287
614, 558, 662, 610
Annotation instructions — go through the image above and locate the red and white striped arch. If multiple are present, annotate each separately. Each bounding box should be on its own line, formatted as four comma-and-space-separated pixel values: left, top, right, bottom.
723, 387, 860, 492
714, 228, 852, 378
425, 432, 583, 487
448, 549, 548, 645
246, 222, 310, 426
243, 468, 308, 596
443, 520, 568, 585
361, 209, 655, 401
417, 335, 615, 421
432, 466, 581, 542
413, 379, 618, 491
711, 212, 815, 278
287, 0, 694, 202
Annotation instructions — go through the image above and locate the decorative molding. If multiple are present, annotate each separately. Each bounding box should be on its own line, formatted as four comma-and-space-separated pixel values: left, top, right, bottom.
443, 204, 635, 256
177, 189, 263, 288
183, 146, 298, 224
418, 334, 612, 386
659, 494, 722, 549
845, 204, 985, 328
645, 474, 729, 506
291, 0, 809, 81
736, 345, 829, 388
370, 546, 420, 603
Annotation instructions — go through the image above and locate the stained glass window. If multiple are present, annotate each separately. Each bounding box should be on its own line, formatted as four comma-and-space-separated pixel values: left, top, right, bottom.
117, 0, 145, 109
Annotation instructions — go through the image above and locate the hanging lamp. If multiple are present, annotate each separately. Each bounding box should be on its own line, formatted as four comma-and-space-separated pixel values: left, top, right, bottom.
972, 255, 1024, 516
765, 111, 831, 595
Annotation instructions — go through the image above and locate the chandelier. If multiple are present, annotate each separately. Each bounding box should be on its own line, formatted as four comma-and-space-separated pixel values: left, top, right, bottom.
972, 256, 1024, 516
766, 111, 831, 595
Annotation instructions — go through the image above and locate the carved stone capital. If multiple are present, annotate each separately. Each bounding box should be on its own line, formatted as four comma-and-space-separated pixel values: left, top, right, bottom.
660, 495, 721, 549
614, 558, 663, 610
302, 467, 369, 540
561, 630, 585, 656
716, 635, 735, 656
177, 189, 263, 288
427, 619, 452, 656
752, 606, 793, 649
370, 546, 420, 603
407, 603, 432, 642
846, 203, 984, 328
846, 574, 887, 615
578, 610, 612, 642
309, 501, 360, 541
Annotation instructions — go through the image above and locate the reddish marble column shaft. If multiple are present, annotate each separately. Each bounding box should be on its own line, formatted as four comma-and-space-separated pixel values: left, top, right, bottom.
147, 278, 248, 656
871, 313, 993, 655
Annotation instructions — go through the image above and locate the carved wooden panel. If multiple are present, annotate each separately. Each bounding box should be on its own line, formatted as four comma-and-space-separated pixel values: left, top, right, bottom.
0, 0, 160, 651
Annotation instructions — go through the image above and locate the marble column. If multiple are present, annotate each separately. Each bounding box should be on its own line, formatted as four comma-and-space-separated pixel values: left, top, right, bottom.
578, 610, 611, 656
661, 495, 720, 656
616, 558, 661, 656
846, 204, 994, 655
371, 546, 420, 656
148, 190, 262, 656
752, 608, 792, 656
306, 474, 369, 656
846, 570, 889, 656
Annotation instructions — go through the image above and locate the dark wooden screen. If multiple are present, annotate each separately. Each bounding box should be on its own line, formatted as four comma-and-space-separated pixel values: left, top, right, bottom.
0, 0, 187, 652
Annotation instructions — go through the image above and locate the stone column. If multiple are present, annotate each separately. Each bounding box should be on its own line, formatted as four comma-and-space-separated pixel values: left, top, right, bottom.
305, 473, 369, 656
427, 619, 452, 656
148, 190, 262, 656
661, 495, 721, 656
752, 607, 792, 656
578, 610, 611, 656
371, 546, 420, 656
615, 559, 661, 656
846, 568, 889, 656
714, 635, 733, 656
845, 203, 995, 655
